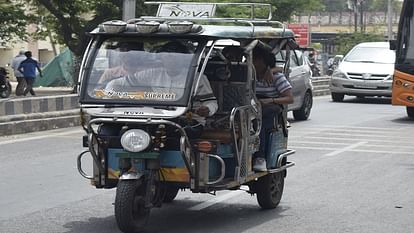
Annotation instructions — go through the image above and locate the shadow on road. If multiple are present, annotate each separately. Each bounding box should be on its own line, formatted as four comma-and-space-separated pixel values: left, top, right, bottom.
63, 198, 290, 233
340, 97, 392, 105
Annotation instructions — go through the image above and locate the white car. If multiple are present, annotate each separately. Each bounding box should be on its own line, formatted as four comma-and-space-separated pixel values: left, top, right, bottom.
329, 42, 395, 102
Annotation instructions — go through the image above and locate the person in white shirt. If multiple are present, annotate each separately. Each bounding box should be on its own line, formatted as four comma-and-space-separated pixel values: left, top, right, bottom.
11, 50, 27, 96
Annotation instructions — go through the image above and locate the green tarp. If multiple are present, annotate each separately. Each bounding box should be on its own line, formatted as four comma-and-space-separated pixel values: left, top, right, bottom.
34, 48, 74, 87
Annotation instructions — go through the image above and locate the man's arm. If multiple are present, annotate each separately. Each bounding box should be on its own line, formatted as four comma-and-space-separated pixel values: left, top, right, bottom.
17, 63, 24, 74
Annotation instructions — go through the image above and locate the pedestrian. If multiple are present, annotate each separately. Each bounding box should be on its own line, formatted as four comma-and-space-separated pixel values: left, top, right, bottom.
11, 50, 27, 96
18, 51, 43, 96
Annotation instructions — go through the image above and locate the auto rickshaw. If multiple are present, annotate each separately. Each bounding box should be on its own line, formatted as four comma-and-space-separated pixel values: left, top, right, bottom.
77, 2, 296, 232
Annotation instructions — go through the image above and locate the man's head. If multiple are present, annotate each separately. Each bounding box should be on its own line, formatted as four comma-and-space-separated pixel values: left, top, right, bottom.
19, 50, 25, 55
24, 51, 32, 58
222, 46, 244, 62
253, 46, 275, 73
158, 41, 193, 75
158, 41, 191, 54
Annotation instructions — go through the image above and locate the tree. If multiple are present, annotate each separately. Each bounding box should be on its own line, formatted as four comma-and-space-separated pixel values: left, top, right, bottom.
0, 0, 31, 45
334, 32, 383, 55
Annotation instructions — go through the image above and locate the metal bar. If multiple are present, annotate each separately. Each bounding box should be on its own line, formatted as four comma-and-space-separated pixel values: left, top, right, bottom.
276, 149, 295, 168
205, 154, 226, 185
87, 117, 194, 177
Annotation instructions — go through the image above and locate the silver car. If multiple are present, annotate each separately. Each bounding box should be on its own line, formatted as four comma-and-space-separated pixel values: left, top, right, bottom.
277, 50, 314, 120
329, 42, 395, 102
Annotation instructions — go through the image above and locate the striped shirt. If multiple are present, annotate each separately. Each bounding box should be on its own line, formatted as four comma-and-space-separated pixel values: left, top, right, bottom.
256, 72, 292, 98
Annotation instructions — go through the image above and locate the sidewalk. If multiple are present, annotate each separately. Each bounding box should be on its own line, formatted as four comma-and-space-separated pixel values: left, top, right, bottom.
0, 82, 79, 136
8, 81, 74, 97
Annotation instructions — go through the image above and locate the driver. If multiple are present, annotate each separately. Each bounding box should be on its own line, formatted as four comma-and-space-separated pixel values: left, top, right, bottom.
98, 41, 145, 84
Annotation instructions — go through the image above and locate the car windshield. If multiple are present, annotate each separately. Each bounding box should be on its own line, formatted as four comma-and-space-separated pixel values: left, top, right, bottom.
344, 46, 395, 64
84, 38, 197, 104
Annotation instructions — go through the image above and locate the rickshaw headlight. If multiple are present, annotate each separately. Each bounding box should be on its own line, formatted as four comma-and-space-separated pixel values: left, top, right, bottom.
121, 129, 151, 152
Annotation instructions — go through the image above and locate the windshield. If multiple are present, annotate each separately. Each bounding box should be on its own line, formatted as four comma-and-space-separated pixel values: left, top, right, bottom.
396, 1, 414, 72
81, 37, 198, 105
344, 46, 395, 64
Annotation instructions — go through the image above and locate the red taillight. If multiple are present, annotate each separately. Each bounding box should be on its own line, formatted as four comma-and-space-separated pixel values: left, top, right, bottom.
196, 141, 213, 153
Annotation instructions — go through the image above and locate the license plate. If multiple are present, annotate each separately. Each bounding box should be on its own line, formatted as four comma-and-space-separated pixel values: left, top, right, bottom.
354, 82, 376, 89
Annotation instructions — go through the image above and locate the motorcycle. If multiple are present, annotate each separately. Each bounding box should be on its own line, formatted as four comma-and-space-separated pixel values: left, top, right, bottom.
0, 67, 12, 98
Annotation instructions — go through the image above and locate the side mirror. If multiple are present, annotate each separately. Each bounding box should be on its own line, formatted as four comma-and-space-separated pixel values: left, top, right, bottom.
389, 40, 397, 50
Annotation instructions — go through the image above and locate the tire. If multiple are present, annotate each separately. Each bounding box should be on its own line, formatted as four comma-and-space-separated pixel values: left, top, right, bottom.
115, 179, 149, 233
163, 187, 179, 203
407, 107, 414, 119
256, 172, 285, 209
331, 92, 344, 102
293, 91, 313, 121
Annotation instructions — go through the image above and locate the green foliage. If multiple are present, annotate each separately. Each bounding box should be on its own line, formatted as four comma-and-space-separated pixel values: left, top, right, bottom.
0, 0, 31, 45
334, 32, 383, 55
30, 0, 124, 56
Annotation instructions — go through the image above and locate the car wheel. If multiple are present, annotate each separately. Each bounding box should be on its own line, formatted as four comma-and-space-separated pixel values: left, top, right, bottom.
293, 91, 312, 120
407, 107, 414, 119
331, 92, 344, 102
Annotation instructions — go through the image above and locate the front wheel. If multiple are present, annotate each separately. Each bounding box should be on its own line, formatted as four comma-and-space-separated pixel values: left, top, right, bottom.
115, 179, 149, 233
331, 92, 344, 102
293, 91, 313, 120
256, 172, 285, 209
407, 107, 414, 119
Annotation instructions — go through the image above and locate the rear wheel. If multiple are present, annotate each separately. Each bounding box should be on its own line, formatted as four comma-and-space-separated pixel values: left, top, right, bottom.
163, 187, 179, 203
256, 172, 285, 209
407, 107, 414, 119
293, 91, 313, 120
115, 179, 149, 233
331, 92, 344, 102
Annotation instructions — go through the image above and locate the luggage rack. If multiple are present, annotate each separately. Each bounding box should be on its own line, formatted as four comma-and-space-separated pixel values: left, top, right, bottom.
138, 1, 285, 30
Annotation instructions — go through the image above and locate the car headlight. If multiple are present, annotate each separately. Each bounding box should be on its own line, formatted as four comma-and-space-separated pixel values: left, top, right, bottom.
332, 70, 347, 79
121, 129, 151, 152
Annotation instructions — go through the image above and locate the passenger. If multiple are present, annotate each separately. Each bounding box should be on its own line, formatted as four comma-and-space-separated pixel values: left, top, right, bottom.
222, 46, 244, 62
157, 41, 218, 137
252, 46, 294, 172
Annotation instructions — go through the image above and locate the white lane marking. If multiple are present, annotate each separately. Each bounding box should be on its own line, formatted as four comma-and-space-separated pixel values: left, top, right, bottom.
292, 125, 411, 131
290, 136, 413, 143
189, 190, 243, 211
291, 141, 414, 149
304, 132, 413, 139
0, 129, 82, 145
293, 128, 408, 135
291, 146, 414, 155
291, 141, 349, 146
324, 141, 367, 157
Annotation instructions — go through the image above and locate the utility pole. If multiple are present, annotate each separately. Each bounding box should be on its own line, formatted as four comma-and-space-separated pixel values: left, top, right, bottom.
387, 0, 393, 40
360, 0, 364, 32
354, 0, 358, 32
123, 0, 136, 21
